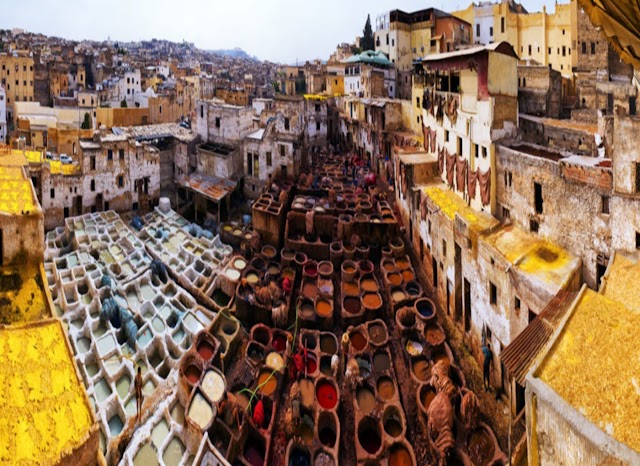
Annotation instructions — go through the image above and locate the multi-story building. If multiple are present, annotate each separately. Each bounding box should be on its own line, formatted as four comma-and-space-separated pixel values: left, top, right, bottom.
343, 51, 396, 98
0, 53, 35, 123
0, 85, 6, 142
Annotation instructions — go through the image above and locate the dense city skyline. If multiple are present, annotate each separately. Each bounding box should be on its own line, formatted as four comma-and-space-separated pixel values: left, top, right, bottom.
1, 0, 567, 63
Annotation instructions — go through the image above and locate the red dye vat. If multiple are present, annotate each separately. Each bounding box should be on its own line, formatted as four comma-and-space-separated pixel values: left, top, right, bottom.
185, 365, 201, 385
316, 380, 338, 410
305, 354, 317, 374
304, 263, 318, 278
197, 341, 215, 361
272, 334, 287, 352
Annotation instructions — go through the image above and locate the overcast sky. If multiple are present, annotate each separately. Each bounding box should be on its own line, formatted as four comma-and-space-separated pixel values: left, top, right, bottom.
2, 0, 566, 63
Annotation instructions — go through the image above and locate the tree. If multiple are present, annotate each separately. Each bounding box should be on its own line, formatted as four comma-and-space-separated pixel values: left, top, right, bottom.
81, 112, 91, 129
361, 14, 375, 52
120, 99, 128, 108
272, 81, 280, 93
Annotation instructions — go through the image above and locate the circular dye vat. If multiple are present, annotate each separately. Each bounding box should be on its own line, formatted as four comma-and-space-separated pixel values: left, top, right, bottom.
244, 441, 265, 466
272, 333, 287, 352
397, 307, 416, 328
368, 323, 387, 345
373, 352, 390, 372
201, 370, 225, 403
316, 380, 338, 410
302, 282, 318, 299
342, 261, 357, 274
358, 260, 373, 274
415, 298, 435, 320
257, 370, 277, 396
395, 258, 410, 270
412, 358, 430, 382
342, 281, 359, 297
233, 258, 247, 270
185, 365, 201, 385
358, 418, 382, 455
300, 379, 315, 408
262, 245, 277, 260
246, 272, 259, 284
356, 386, 376, 415
361, 278, 378, 292
299, 300, 315, 319
320, 334, 337, 354
318, 261, 333, 277
350, 331, 367, 351
226, 269, 241, 281
289, 447, 311, 466
382, 260, 396, 272
406, 282, 421, 297
419, 385, 437, 412
406, 340, 423, 356
362, 293, 382, 310
387, 272, 403, 286
188, 391, 214, 430
425, 325, 445, 346
266, 352, 284, 371
467, 428, 495, 466
305, 354, 318, 374
377, 376, 395, 401
197, 340, 215, 361
253, 326, 271, 345
388, 444, 413, 466
401, 270, 415, 283
267, 263, 281, 276
316, 299, 332, 318
344, 297, 361, 315
383, 408, 403, 438
391, 289, 406, 303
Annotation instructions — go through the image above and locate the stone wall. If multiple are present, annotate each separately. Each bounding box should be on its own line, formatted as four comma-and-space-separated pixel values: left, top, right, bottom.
518, 66, 562, 118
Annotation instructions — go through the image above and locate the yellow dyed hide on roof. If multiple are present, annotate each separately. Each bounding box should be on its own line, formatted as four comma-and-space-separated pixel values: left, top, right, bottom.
538, 289, 640, 453
600, 254, 640, 313
0, 152, 38, 216
423, 186, 497, 231
0, 320, 94, 465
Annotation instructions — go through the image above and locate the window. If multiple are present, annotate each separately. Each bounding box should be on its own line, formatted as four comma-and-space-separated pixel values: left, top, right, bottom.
534, 182, 543, 214
442, 239, 447, 258
636, 232, 640, 249
215, 117, 220, 128
501, 17, 505, 33
253, 155, 259, 178
416, 96, 420, 109
391, 39, 395, 47
104, 201, 109, 211
530, 219, 539, 233
457, 137, 462, 156
581, 42, 587, 54
279, 145, 285, 157
159, 105, 162, 114
50, 188, 55, 199
490, 282, 497, 305
118, 175, 124, 188
444, 129, 449, 143
266, 152, 272, 167
476, 24, 480, 37
474, 144, 479, 159
515, 296, 521, 312
386, 34, 389, 45
490, 26, 493, 36
316, 121, 320, 131
64, 207, 69, 218
630, 96, 637, 116
107, 149, 113, 161
562, 46, 566, 57
591, 42, 596, 54
522, 77, 526, 87
548, 47, 552, 55
90, 156, 96, 170
90, 179, 95, 192
247, 153, 253, 176
528, 45, 532, 55
601, 195, 610, 214
119, 149, 124, 160
502, 206, 510, 219
200, 105, 204, 118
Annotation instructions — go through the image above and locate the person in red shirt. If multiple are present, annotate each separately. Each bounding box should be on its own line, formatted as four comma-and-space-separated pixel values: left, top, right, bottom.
281, 276, 292, 295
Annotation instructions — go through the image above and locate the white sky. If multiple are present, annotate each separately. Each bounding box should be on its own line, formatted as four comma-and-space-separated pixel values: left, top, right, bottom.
1, 0, 566, 63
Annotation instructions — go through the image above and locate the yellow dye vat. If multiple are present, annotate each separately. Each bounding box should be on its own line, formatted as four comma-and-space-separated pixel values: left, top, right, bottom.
0, 320, 95, 464
600, 254, 640, 313
0, 265, 49, 325
538, 289, 640, 453
48, 160, 82, 176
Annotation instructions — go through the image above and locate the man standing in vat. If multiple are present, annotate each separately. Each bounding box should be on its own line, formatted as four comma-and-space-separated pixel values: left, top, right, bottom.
135, 366, 143, 422
482, 343, 493, 392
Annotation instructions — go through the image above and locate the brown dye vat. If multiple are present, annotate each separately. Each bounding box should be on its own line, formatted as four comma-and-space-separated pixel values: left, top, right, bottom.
356, 386, 376, 415
425, 325, 445, 346
267, 262, 281, 276
302, 282, 318, 298
368, 323, 387, 345
342, 262, 356, 274
382, 260, 396, 272
387, 273, 402, 286
320, 356, 333, 376
318, 261, 333, 277
342, 281, 359, 296
397, 307, 416, 328
419, 385, 436, 412
301, 333, 317, 350
262, 245, 277, 260
197, 340, 215, 362
358, 417, 382, 455
252, 326, 271, 345
401, 270, 414, 283
300, 414, 314, 444
300, 378, 315, 408
320, 334, 337, 354
344, 297, 361, 315
257, 370, 277, 396
316, 299, 332, 318
350, 331, 367, 351
299, 300, 315, 319
467, 428, 495, 466
373, 352, 390, 371
361, 278, 378, 292
318, 412, 337, 449
377, 376, 395, 401
388, 444, 413, 466
383, 407, 403, 438
412, 358, 430, 382
433, 351, 450, 366
362, 293, 382, 310
247, 342, 266, 365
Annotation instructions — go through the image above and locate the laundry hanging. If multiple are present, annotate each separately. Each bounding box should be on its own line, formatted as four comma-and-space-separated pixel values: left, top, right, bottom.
455, 155, 467, 196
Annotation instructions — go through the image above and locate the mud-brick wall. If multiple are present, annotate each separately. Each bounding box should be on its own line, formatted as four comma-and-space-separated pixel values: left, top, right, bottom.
519, 117, 595, 155
0, 212, 44, 265
496, 145, 611, 289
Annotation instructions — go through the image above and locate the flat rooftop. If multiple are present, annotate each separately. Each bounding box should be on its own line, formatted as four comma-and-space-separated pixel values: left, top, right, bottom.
0, 320, 96, 464
421, 185, 499, 232
0, 149, 41, 216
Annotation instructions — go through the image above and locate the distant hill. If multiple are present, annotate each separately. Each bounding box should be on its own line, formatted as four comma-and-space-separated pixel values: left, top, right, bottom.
208, 47, 256, 60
